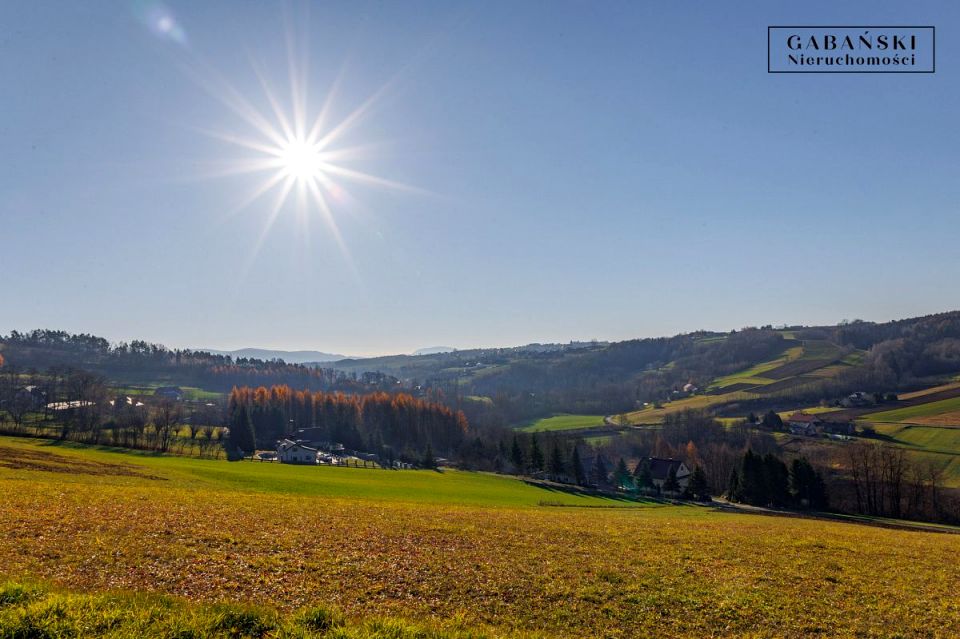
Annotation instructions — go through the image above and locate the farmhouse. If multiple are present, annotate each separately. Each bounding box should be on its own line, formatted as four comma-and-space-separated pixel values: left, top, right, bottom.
841, 391, 874, 408
16, 386, 47, 409
822, 419, 856, 435
787, 412, 821, 436
154, 386, 184, 401
647, 457, 691, 491
276, 439, 319, 464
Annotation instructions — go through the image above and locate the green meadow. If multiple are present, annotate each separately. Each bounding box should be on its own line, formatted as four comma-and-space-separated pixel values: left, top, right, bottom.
516, 413, 605, 432
864, 396, 960, 423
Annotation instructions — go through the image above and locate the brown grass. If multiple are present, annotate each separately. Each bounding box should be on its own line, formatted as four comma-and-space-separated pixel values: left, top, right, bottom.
1, 441, 960, 637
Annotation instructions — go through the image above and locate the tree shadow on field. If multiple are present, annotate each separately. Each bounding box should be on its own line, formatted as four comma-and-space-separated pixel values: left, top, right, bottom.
40, 439, 169, 458
522, 479, 668, 507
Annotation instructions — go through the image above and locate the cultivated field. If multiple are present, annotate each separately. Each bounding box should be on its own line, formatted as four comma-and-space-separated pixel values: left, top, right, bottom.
516, 414, 605, 432
864, 396, 960, 424
2, 437, 960, 637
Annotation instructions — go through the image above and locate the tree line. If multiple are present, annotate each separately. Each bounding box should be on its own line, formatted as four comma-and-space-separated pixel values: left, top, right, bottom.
0, 330, 400, 394
226, 385, 469, 462
0, 366, 224, 456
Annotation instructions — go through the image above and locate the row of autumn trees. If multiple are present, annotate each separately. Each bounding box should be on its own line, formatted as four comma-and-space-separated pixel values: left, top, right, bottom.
226, 385, 469, 460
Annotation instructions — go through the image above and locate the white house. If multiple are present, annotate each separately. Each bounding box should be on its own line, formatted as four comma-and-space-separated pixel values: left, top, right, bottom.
277, 439, 319, 464
647, 458, 691, 491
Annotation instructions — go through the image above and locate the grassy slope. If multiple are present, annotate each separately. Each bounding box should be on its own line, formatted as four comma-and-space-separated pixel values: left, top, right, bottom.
708, 344, 804, 389
516, 414, 605, 433
863, 396, 960, 423
871, 424, 960, 455
2, 437, 960, 638
0, 438, 632, 509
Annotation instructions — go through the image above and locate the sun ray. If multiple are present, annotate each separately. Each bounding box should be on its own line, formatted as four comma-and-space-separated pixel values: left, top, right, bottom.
317, 163, 427, 194
216, 169, 291, 225
242, 174, 297, 273
248, 56, 296, 143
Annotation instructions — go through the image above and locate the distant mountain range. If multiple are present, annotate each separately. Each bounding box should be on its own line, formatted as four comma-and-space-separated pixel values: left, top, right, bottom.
202, 348, 348, 364
413, 346, 455, 356
201, 346, 458, 363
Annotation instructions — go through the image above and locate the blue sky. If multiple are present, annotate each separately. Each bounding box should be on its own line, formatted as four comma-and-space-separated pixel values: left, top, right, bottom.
1, 1, 957, 356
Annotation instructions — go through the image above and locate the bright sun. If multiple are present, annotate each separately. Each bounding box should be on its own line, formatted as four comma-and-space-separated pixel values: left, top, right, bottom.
197, 26, 425, 269
277, 138, 324, 182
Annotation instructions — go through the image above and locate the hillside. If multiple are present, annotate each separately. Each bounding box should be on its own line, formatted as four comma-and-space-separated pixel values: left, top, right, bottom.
4, 311, 960, 431
2, 437, 959, 638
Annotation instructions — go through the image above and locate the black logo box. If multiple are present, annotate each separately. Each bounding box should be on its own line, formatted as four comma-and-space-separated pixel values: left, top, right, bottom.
767, 26, 936, 74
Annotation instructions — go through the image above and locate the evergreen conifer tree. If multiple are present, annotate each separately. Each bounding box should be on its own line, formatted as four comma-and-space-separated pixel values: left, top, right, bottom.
510, 434, 525, 473
688, 465, 710, 501
727, 467, 741, 501
571, 446, 585, 485
548, 441, 566, 478
663, 465, 681, 494
421, 443, 436, 469
634, 459, 654, 491
614, 457, 630, 488
529, 434, 544, 473
230, 403, 256, 456
590, 454, 608, 486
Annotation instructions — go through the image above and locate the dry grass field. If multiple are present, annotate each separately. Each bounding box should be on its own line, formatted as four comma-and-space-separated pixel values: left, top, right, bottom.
1, 436, 960, 637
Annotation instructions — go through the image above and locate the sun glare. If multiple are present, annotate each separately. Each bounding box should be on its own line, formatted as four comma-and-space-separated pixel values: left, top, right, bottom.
190, 20, 426, 271
277, 138, 324, 182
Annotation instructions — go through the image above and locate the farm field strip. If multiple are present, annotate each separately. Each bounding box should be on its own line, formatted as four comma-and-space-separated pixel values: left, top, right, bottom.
900, 381, 960, 401
516, 414, 606, 433
708, 344, 802, 390
2, 436, 960, 637
863, 396, 960, 423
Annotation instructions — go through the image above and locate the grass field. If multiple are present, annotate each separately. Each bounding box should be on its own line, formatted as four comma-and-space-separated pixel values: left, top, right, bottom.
863, 396, 960, 424
111, 384, 224, 401
708, 344, 802, 390
870, 424, 960, 455
516, 414, 605, 432
626, 391, 757, 425
2, 436, 960, 637
866, 424, 960, 485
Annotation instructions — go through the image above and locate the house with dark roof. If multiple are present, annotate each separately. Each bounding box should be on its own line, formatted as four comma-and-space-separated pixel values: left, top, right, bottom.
154, 386, 183, 401
821, 419, 855, 436
787, 412, 821, 436
646, 457, 691, 492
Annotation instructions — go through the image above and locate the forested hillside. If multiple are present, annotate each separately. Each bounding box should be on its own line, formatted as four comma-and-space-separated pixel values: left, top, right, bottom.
3, 311, 960, 426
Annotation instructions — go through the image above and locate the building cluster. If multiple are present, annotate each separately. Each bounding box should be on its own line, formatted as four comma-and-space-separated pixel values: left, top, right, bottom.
265, 428, 414, 469
786, 412, 856, 438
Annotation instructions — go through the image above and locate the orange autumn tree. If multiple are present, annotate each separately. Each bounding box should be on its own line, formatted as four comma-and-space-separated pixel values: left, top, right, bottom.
227, 385, 468, 458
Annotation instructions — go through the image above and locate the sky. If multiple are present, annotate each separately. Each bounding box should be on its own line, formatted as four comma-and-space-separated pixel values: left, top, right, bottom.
1, 1, 958, 357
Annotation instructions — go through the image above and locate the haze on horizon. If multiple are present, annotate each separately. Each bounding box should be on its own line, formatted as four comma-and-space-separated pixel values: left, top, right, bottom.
2, 1, 958, 357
